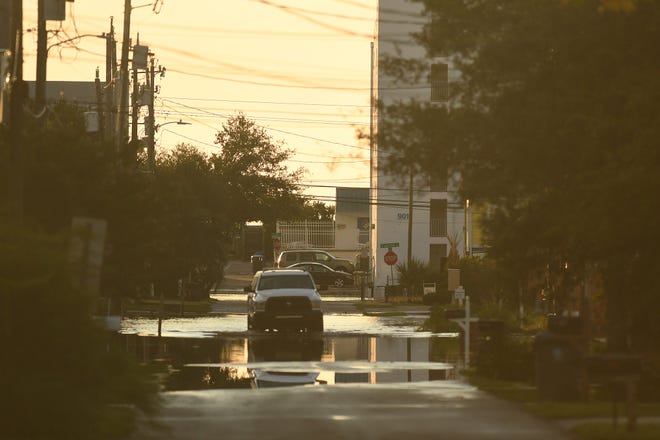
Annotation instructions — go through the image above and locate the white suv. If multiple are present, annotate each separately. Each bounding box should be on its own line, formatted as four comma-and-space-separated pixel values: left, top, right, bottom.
246, 269, 323, 332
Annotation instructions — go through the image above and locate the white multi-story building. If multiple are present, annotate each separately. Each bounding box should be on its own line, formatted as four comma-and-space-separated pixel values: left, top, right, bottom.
370, 0, 471, 296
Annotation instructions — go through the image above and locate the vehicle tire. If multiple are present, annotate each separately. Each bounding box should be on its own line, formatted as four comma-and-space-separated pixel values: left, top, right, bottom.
333, 277, 345, 288
252, 315, 265, 332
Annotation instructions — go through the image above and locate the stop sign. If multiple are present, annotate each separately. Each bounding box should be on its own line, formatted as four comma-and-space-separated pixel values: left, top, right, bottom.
384, 250, 398, 266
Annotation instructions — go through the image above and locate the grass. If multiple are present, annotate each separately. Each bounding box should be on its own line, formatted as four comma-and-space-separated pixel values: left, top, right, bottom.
570, 423, 660, 440
363, 311, 408, 317
467, 374, 660, 439
124, 297, 212, 314
385, 295, 425, 304
525, 401, 660, 420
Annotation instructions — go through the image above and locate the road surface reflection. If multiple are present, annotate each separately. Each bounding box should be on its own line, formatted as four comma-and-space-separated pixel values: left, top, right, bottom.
120, 333, 461, 390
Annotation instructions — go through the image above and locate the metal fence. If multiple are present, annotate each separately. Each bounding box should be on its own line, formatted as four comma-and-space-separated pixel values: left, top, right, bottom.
277, 220, 335, 249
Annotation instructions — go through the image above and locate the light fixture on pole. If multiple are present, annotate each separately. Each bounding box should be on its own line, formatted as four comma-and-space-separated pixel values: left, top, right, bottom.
147, 119, 191, 173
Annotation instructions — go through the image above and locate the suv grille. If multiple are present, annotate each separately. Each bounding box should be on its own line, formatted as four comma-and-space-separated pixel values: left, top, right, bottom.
265, 296, 311, 314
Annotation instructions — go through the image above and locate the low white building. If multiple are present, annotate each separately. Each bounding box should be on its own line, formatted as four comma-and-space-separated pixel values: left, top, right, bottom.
277, 187, 369, 262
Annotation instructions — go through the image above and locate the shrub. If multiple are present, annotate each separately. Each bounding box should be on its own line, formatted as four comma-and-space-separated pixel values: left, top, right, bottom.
475, 334, 535, 383
0, 224, 159, 439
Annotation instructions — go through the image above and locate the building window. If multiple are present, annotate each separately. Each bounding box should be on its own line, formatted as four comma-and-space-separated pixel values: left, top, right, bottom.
430, 62, 448, 103
430, 199, 447, 237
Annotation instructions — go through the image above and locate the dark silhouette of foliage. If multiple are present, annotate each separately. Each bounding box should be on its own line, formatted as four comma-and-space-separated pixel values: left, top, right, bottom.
0, 223, 159, 439
380, 0, 660, 352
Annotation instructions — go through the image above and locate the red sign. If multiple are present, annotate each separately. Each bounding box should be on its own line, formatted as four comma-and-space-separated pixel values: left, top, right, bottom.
384, 250, 398, 266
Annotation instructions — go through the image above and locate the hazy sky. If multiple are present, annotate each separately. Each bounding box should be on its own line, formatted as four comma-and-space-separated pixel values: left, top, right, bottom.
22, 0, 378, 202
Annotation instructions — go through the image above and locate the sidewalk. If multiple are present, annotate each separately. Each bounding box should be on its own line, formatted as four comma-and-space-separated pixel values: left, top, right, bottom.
211, 259, 254, 292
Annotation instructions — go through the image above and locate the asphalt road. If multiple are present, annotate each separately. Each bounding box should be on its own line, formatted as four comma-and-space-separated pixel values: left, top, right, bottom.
127, 260, 573, 439
131, 381, 571, 440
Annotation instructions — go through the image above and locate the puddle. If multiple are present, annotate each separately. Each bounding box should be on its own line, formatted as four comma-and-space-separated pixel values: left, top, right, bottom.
120, 313, 431, 337
120, 333, 463, 391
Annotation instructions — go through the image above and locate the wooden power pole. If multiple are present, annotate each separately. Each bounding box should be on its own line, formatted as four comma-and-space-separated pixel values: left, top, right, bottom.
116, 0, 131, 152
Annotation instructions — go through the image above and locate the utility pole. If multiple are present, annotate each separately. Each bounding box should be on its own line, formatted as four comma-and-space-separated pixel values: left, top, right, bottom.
131, 35, 140, 145
116, 0, 131, 152
94, 67, 104, 139
35, 0, 46, 110
8, 0, 25, 223
464, 199, 470, 257
369, 40, 375, 266
146, 55, 156, 173
407, 169, 413, 266
104, 17, 116, 143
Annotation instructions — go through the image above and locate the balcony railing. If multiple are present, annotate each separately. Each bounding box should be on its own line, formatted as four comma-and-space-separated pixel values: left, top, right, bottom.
429, 217, 447, 237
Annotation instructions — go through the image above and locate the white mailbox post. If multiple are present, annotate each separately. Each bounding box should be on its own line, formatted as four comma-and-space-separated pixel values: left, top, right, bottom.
446, 288, 478, 369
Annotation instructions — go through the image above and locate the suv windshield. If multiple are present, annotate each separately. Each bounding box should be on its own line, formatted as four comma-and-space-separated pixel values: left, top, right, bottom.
258, 274, 315, 291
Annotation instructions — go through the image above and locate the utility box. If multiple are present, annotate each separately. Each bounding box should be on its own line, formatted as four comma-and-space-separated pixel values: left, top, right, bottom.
534, 331, 583, 401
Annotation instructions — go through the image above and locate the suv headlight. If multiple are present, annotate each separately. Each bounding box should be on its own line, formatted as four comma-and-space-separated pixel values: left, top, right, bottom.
254, 294, 267, 312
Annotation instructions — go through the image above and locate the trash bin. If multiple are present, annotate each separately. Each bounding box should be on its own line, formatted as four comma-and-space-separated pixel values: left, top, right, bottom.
251, 254, 264, 273
534, 331, 582, 401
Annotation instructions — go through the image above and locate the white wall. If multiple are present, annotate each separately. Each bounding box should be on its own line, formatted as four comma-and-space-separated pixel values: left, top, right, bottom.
371, 0, 466, 295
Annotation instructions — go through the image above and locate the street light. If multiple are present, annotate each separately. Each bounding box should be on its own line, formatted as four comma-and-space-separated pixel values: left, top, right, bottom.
147, 119, 191, 173
155, 119, 191, 132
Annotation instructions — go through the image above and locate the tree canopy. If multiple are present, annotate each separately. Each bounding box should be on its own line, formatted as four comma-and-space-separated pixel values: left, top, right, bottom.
381, 0, 660, 351
1, 107, 309, 298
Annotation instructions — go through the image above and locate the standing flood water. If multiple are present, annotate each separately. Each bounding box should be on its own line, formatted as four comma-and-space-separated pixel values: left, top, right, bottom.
119, 333, 462, 390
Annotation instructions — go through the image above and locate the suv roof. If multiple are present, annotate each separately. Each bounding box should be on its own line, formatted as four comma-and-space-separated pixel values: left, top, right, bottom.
254, 269, 316, 291
259, 269, 306, 275
281, 249, 328, 252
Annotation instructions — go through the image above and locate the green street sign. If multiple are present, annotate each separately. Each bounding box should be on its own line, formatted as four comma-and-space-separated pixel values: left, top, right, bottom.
380, 242, 399, 249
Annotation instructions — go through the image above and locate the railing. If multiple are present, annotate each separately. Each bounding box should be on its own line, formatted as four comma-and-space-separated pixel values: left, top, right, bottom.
429, 218, 447, 237
278, 220, 335, 249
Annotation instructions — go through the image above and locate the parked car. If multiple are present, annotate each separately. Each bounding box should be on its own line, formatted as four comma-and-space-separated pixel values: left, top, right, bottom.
276, 249, 355, 273
245, 269, 323, 332
286, 262, 354, 289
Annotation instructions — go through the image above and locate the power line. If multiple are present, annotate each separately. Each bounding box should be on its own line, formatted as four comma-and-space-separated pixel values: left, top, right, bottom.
160, 98, 371, 152
160, 96, 370, 109
154, 110, 367, 126
250, 0, 374, 38
166, 67, 369, 91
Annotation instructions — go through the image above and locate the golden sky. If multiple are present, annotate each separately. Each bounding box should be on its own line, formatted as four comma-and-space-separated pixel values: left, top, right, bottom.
21, 0, 378, 202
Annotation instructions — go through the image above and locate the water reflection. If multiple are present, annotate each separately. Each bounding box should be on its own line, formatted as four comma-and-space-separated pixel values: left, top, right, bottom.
121, 333, 460, 391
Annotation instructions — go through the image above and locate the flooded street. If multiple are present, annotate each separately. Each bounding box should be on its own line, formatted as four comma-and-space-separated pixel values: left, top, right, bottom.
123, 292, 570, 440
120, 293, 463, 390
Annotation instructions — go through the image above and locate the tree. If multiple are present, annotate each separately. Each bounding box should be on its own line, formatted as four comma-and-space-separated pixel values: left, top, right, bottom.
299, 201, 335, 221
211, 113, 306, 224
382, 0, 660, 351
1, 106, 310, 299
0, 222, 159, 439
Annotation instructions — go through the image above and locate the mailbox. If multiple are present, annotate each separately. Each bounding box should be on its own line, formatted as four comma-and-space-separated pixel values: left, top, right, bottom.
445, 309, 466, 320
586, 353, 641, 380
547, 315, 582, 335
